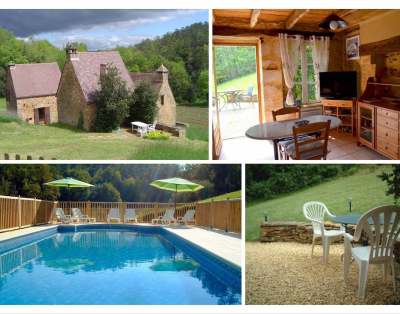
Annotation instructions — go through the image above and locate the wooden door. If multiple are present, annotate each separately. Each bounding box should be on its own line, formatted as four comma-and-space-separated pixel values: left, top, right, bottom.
45, 107, 51, 124
212, 45, 222, 159
357, 102, 375, 148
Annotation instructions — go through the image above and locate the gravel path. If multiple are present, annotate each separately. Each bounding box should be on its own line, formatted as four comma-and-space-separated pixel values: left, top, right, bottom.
246, 242, 400, 305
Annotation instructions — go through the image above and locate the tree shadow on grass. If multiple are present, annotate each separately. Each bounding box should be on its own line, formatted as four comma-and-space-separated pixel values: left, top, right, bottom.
45, 123, 86, 134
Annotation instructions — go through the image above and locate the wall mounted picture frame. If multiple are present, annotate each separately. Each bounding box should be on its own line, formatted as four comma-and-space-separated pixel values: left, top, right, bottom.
346, 35, 360, 60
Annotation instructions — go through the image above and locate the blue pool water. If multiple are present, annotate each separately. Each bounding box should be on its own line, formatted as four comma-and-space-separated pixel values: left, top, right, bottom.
0, 230, 241, 305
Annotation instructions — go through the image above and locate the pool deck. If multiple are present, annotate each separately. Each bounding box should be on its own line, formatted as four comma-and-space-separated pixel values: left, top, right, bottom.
0, 223, 242, 269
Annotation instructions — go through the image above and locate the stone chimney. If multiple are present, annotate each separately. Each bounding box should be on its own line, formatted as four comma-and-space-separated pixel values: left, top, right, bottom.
155, 64, 169, 83
100, 64, 107, 76
66, 44, 78, 60
8, 61, 16, 70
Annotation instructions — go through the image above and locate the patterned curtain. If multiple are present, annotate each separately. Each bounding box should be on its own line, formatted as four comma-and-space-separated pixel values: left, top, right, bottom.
278, 34, 303, 106
310, 36, 330, 100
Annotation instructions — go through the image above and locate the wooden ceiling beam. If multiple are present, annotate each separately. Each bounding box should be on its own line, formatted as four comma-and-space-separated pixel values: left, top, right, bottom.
360, 35, 400, 56
212, 10, 216, 23
213, 25, 334, 39
332, 9, 394, 32
284, 9, 310, 29
250, 9, 261, 28
213, 16, 283, 30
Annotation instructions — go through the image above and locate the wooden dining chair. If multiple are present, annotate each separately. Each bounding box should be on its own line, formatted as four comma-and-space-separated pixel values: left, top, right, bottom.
286, 120, 331, 160
272, 107, 307, 160
272, 107, 300, 121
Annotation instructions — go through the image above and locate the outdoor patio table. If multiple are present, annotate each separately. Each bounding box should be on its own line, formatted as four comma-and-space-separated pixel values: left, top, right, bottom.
131, 121, 148, 136
245, 115, 341, 160
331, 214, 395, 234
217, 89, 243, 111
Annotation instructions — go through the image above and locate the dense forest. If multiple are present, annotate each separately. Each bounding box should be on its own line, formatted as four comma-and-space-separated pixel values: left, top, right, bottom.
214, 46, 256, 85
0, 164, 241, 203
0, 22, 208, 103
246, 164, 374, 201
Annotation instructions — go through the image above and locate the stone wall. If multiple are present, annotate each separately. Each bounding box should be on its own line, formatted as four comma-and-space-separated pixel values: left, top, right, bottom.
5, 70, 17, 113
16, 95, 58, 124
156, 122, 186, 138
260, 221, 348, 244
157, 81, 176, 126
261, 36, 284, 122
57, 60, 93, 131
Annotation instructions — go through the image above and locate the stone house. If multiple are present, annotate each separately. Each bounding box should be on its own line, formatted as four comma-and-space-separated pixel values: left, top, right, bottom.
129, 64, 176, 126
57, 45, 134, 131
5, 62, 61, 124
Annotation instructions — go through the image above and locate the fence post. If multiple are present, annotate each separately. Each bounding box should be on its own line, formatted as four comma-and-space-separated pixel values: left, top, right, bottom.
123, 201, 127, 221
18, 195, 21, 229
34, 197, 37, 225
87, 200, 91, 218
210, 199, 213, 229
5, 153, 9, 160
16, 154, 20, 160
155, 202, 159, 220
225, 198, 230, 233
27, 155, 32, 160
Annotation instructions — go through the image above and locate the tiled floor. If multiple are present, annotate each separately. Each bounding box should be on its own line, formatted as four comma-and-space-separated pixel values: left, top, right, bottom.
218, 130, 390, 160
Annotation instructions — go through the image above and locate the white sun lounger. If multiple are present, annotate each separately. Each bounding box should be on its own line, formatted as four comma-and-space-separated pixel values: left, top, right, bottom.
53, 208, 72, 224
151, 209, 175, 225
107, 208, 121, 223
174, 209, 197, 226
124, 208, 138, 224
71, 208, 96, 223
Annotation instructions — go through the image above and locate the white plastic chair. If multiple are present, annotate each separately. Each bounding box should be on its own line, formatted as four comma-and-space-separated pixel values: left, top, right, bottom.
148, 120, 157, 133
303, 201, 345, 265
124, 208, 138, 224
71, 208, 96, 223
175, 210, 197, 226
151, 209, 175, 225
107, 208, 121, 223
344, 205, 400, 298
138, 125, 148, 137
53, 208, 72, 224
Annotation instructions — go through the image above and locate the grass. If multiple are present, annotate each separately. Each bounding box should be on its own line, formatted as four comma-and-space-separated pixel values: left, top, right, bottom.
200, 190, 241, 203
0, 98, 6, 110
176, 105, 208, 126
184, 122, 208, 142
214, 72, 258, 95
0, 107, 208, 160
245, 165, 395, 242
183, 98, 208, 107
127, 140, 208, 160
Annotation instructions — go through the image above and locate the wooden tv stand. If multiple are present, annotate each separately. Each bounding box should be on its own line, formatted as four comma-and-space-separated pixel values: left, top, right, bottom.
357, 77, 400, 160
322, 99, 356, 136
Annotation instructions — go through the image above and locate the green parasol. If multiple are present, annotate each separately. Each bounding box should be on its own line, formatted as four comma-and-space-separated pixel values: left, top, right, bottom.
44, 177, 93, 209
149, 177, 204, 211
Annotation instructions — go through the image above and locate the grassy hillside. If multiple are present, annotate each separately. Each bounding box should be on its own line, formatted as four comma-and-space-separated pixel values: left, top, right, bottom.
0, 98, 6, 110
246, 165, 395, 241
200, 190, 241, 203
214, 72, 257, 94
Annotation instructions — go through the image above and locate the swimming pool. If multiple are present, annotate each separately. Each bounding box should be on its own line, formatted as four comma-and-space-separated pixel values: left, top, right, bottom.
0, 225, 241, 305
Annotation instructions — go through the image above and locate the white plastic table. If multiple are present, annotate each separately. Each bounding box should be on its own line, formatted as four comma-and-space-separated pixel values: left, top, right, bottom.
131, 121, 148, 137
245, 115, 342, 160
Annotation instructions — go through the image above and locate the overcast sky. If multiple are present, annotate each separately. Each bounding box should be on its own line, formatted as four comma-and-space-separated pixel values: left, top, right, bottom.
0, 9, 208, 50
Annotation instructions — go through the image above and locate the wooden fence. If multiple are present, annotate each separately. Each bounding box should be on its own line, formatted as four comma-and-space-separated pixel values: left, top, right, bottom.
3, 153, 57, 160
1, 195, 242, 233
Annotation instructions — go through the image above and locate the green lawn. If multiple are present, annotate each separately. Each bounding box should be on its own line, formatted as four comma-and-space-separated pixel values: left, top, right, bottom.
0, 98, 6, 110
0, 98, 208, 160
246, 165, 395, 241
201, 190, 241, 203
214, 72, 257, 95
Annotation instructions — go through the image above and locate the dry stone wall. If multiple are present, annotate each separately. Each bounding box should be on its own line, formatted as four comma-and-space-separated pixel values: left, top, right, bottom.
16, 95, 58, 124
157, 81, 176, 126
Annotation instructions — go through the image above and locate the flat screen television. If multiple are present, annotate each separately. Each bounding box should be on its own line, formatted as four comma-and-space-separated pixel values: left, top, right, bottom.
319, 71, 357, 99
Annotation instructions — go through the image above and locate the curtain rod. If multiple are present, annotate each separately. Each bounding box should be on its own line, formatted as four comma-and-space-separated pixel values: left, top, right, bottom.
282, 34, 327, 40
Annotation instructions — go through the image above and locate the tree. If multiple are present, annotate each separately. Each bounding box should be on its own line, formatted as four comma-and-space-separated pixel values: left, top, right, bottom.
91, 64, 131, 133
0, 66, 6, 98
165, 61, 191, 103
197, 71, 209, 97
127, 78, 159, 125
378, 165, 400, 204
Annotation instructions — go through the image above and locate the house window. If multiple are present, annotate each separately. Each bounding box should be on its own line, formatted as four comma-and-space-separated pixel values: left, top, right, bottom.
160, 95, 165, 106
293, 41, 317, 105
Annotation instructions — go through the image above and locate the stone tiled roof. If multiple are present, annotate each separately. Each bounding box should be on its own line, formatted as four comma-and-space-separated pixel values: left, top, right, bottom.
10, 63, 61, 99
129, 72, 162, 93
71, 51, 134, 103
156, 64, 169, 73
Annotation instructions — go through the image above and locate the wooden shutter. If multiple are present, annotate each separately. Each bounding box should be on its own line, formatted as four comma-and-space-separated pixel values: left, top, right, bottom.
34, 108, 39, 125
45, 107, 51, 124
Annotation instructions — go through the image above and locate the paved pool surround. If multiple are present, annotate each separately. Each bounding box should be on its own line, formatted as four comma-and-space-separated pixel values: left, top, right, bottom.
0, 224, 241, 291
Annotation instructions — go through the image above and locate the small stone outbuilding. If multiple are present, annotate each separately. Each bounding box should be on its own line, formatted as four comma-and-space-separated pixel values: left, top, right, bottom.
57, 45, 134, 131
5, 62, 61, 124
129, 64, 176, 126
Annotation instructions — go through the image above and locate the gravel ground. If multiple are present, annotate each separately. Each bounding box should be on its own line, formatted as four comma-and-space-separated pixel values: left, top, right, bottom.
246, 242, 400, 305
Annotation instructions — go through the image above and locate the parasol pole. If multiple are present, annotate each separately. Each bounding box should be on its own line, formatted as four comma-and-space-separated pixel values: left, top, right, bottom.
175, 185, 177, 211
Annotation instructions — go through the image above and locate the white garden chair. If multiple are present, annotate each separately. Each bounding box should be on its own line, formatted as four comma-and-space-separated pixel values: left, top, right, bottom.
53, 208, 72, 224
303, 201, 345, 265
71, 208, 96, 223
124, 208, 138, 224
107, 208, 121, 223
138, 125, 148, 137
344, 205, 400, 298
151, 209, 175, 225
148, 120, 157, 133
174, 209, 197, 226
